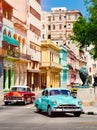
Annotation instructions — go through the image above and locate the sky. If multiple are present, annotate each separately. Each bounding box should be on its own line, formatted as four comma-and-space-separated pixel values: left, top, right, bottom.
41, 0, 87, 17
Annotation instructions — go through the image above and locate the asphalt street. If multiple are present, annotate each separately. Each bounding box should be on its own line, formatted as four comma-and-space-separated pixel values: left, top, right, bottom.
0, 104, 97, 130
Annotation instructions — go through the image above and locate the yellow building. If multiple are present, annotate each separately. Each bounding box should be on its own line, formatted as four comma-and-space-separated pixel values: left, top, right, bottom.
40, 40, 62, 88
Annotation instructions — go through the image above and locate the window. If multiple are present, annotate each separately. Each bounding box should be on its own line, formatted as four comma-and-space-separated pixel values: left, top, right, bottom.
60, 90, 70, 96
42, 34, 45, 39
75, 14, 78, 19
50, 90, 60, 96
64, 25, 66, 28
42, 24, 45, 29
59, 24, 62, 29
30, 6, 41, 20
53, 24, 55, 30
8, 31, 11, 37
48, 34, 51, 39
68, 15, 71, 20
59, 15, 62, 20
52, 15, 55, 21
48, 25, 51, 30
68, 24, 71, 29
48, 16, 51, 21
45, 90, 48, 96
3, 29, 7, 35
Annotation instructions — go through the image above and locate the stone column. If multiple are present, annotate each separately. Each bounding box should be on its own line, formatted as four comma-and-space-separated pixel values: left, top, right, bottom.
10, 69, 14, 88
5, 69, 9, 91
47, 70, 50, 88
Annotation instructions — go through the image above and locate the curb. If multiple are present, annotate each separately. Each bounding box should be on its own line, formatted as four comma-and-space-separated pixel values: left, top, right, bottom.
82, 111, 97, 115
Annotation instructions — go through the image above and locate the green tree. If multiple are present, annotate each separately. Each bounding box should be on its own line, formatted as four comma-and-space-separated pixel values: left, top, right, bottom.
71, 0, 97, 59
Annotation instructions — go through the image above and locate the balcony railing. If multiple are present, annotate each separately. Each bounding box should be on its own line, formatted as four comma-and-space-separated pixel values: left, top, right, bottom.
19, 53, 31, 60
7, 50, 31, 60
0, 48, 7, 57
40, 62, 62, 69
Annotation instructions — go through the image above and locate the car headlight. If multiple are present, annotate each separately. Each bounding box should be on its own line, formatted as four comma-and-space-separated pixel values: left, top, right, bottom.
78, 101, 82, 105
52, 100, 57, 104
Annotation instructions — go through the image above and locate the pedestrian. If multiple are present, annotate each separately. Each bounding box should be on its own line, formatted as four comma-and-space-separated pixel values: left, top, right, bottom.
32, 84, 35, 91
50, 85, 52, 88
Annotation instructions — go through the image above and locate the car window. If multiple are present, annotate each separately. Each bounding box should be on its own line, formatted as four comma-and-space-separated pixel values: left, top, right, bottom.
11, 87, 17, 91
60, 90, 70, 96
45, 90, 48, 96
50, 90, 60, 96
27, 88, 31, 92
11, 87, 26, 92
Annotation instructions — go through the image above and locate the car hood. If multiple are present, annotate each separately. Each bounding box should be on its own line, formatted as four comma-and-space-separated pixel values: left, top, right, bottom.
5, 91, 23, 97
48, 95, 79, 104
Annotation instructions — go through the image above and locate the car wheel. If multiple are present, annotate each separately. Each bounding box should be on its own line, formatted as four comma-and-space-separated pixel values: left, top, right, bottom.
4, 102, 9, 105
74, 112, 81, 117
47, 106, 53, 117
35, 105, 41, 113
23, 99, 27, 105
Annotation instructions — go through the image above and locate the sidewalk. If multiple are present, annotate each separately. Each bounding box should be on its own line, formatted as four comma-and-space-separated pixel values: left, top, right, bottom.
34, 89, 42, 98
83, 103, 97, 115
0, 100, 5, 109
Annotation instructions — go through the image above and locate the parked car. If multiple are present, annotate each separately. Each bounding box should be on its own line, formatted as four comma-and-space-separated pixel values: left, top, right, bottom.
35, 88, 82, 117
3, 85, 35, 105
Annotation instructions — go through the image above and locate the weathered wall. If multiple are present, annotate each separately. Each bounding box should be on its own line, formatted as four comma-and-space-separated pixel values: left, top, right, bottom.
77, 88, 95, 106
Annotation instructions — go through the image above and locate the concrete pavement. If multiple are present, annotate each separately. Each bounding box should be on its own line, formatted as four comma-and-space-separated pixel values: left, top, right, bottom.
82, 102, 97, 115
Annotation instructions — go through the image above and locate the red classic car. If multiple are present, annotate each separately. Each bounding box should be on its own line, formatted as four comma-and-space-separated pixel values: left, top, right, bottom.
3, 85, 35, 105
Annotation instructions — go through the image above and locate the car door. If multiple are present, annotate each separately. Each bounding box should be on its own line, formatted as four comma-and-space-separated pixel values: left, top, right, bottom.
41, 90, 49, 111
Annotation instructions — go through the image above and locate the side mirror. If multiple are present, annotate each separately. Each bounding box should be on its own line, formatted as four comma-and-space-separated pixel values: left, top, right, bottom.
71, 92, 77, 98
45, 91, 48, 96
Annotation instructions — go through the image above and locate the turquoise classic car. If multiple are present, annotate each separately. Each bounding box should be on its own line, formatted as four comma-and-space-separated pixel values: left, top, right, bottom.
35, 88, 82, 117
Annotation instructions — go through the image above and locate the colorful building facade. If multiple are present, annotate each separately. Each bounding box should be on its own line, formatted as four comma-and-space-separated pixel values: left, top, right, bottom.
40, 40, 62, 88
59, 45, 68, 87
1, 0, 19, 92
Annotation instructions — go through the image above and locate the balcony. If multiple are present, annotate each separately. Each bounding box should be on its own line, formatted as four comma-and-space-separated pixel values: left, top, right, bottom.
19, 53, 31, 60
3, 18, 13, 28
7, 50, 31, 60
0, 48, 7, 57
3, 35, 19, 47
14, 17, 27, 31
40, 62, 62, 69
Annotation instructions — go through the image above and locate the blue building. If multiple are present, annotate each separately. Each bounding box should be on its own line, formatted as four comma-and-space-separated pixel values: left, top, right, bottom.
59, 45, 68, 87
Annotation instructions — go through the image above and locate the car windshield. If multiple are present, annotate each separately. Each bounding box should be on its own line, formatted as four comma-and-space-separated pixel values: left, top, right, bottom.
60, 90, 70, 96
11, 87, 26, 92
50, 90, 60, 95
50, 89, 70, 96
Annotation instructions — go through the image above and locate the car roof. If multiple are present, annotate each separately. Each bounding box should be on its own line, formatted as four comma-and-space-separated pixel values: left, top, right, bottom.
11, 85, 29, 88
44, 87, 70, 91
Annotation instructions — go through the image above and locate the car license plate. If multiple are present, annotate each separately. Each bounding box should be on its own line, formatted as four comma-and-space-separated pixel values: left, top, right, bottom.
55, 109, 62, 111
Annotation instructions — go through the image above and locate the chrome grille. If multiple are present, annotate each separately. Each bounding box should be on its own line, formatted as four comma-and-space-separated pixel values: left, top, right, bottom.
55, 104, 80, 109
7, 96, 22, 100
